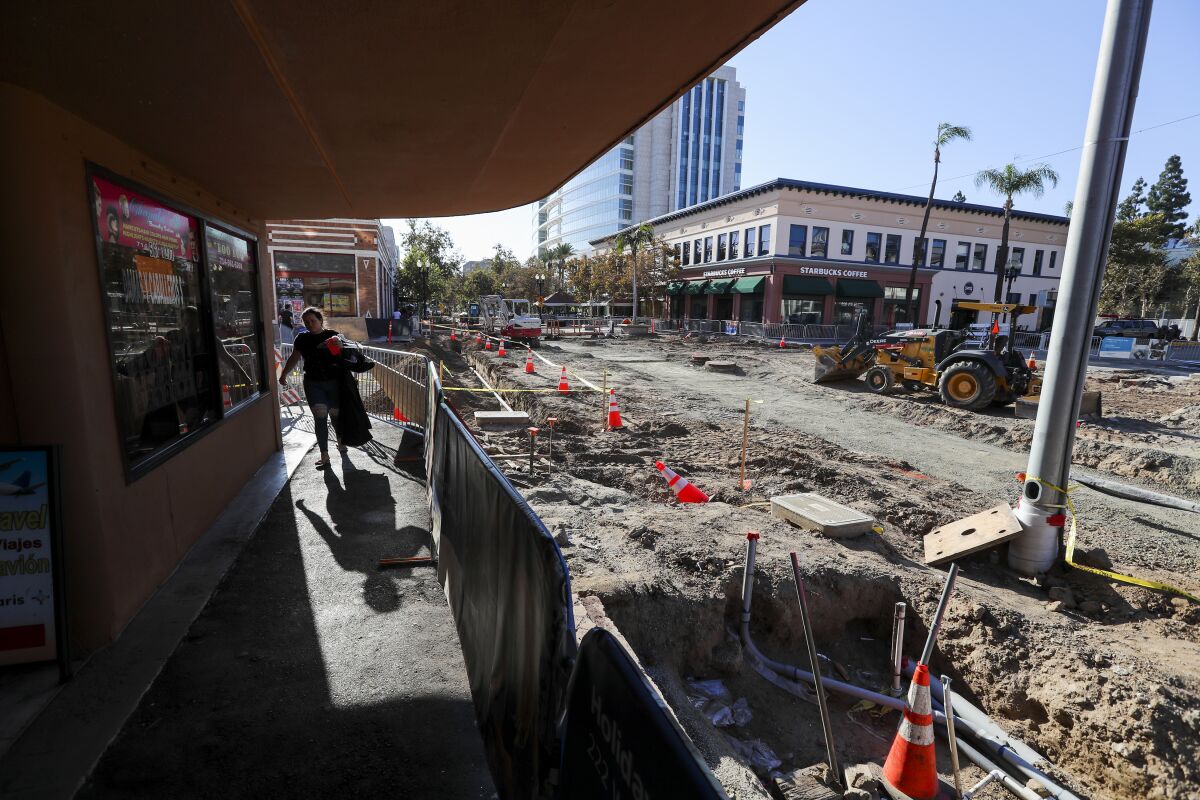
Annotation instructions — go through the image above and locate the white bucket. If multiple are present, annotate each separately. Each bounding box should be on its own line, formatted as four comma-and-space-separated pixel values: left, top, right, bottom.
1009, 500, 1059, 575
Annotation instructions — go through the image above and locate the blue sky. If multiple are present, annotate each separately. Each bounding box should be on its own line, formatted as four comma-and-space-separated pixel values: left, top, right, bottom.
392, 0, 1199, 261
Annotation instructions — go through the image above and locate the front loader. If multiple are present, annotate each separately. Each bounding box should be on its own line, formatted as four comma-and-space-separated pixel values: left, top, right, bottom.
811, 304, 1041, 411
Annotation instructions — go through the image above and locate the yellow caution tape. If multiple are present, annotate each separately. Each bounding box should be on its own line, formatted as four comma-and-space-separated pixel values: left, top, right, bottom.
1025, 476, 1199, 603
441, 386, 604, 394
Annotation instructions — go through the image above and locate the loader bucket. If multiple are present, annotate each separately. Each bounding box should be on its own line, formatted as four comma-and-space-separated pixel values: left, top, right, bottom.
812, 345, 872, 383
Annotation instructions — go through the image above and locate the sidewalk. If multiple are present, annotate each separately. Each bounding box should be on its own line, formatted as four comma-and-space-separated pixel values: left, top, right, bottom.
1, 421, 494, 798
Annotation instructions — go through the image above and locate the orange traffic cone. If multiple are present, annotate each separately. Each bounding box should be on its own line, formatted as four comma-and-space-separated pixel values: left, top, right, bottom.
990, 319, 1000, 335
654, 461, 709, 503
1027, 356, 1037, 370
485, 340, 493, 351
450, 330, 457, 341
558, 365, 570, 393
779, 336, 786, 349
393, 406, 409, 423
475, 332, 482, 344
498, 341, 507, 357
222, 384, 233, 410
606, 389, 624, 430
881, 663, 938, 800
525, 350, 536, 374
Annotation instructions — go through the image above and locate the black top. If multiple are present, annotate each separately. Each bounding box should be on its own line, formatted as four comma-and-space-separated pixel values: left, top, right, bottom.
293, 330, 341, 381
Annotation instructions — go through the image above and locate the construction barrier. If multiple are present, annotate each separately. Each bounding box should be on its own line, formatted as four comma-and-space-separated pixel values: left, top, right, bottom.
559, 629, 727, 799
278, 342, 428, 430
425, 392, 576, 798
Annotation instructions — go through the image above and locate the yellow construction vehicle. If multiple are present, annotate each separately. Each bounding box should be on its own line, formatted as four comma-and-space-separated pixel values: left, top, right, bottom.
813, 303, 1041, 411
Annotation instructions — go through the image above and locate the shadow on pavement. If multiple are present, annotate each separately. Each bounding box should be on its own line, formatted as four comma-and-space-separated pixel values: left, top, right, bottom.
78, 449, 493, 799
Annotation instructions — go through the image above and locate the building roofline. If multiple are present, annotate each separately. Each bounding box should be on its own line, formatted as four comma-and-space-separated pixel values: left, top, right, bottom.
589, 177, 1071, 245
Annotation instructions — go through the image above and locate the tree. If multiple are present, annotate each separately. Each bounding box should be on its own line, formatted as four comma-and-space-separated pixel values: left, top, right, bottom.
974, 163, 1059, 304
614, 223, 655, 318
1098, 214, 1170, 317
547, 243, 574, 292
951, 190, 966, 203
905, 123, 972, 323
1116, 176, 1147, 222
1181, 250, 1200, 341
394, 219, 461, 314
1146, 155, 1191, 239
1064, 201, 1074, 218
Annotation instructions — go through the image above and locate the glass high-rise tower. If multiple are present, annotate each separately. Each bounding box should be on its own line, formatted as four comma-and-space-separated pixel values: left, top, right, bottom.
534, 65, 744, 254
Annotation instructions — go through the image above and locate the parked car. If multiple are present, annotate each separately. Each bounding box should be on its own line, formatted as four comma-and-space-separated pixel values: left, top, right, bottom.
1093, 319, 1160, 339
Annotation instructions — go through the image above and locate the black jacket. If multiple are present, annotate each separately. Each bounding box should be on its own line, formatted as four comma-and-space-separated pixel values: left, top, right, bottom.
332, 370, 373, 447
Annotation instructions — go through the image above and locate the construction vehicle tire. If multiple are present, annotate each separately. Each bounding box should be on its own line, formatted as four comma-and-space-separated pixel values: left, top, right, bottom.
864, 366, 894, 393
901, 379, 925, 392
939, 361, 997, 410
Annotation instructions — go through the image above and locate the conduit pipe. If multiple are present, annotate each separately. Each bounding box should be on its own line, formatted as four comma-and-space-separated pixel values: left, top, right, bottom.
1070, 471, 1200, 514
738, 534, 1067, 800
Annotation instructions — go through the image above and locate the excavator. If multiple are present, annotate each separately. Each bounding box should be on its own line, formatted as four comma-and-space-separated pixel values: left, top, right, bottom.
812, 303, 1040, 411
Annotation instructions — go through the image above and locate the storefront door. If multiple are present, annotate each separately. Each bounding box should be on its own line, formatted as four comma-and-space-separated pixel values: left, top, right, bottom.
714, 295, 733, 321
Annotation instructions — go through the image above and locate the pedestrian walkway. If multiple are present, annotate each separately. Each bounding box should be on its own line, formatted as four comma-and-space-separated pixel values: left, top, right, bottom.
1, 423, 494, 798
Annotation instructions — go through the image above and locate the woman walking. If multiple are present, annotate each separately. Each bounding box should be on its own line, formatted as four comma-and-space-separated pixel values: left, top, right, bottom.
279, 307, 344, 469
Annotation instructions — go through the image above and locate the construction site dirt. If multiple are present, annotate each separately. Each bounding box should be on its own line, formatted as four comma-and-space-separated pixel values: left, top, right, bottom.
391, 333, 1200, 800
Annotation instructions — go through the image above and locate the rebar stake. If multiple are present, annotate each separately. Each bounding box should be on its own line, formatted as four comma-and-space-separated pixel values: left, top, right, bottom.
789, 551, 843, 791
942, 675, 964, 799
527, 427, 538, 477
920, 562, 959, 666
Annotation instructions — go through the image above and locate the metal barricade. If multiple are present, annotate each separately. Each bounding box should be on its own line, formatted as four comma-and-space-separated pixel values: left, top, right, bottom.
276, 342, 429, 429
1166, 340, 1200, 363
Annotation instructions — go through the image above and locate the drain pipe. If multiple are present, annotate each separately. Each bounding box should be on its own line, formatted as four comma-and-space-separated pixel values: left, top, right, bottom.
738, 534, 1053, 800
890, 602, 906, 696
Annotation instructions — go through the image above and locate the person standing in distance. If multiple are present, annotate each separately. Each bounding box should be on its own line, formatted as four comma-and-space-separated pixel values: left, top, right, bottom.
279, 307, 344, 469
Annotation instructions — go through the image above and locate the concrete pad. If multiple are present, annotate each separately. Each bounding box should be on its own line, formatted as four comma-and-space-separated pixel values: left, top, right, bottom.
1015, 390, 1101, 420
474, 409, 531, 427
770, 493, 875, 538
690, 353, 711, 365
704, 360, 738, 373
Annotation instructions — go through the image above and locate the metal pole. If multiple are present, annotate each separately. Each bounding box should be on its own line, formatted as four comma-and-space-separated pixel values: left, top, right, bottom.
890, 602, 906, 696
920, 563, 958, 666
789, 552, 843, 791
942, 675, 964, 800
1013, 0, 1154, 574
528, 428, 538, 475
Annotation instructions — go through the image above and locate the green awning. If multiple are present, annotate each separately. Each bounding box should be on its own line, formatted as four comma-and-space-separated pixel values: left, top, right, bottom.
666, 280, 687, 295
706, 278, 735, 294
731, 276, 766, 294
683, 280, 709, 294
782, 275, 833, 295
836, 279, 884, 298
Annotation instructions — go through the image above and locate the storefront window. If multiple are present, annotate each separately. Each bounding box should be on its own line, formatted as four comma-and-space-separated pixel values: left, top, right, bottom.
883, 286, 920, 325
739, 295, 764, 322
782, 297, 823, 324
834, 301, 871, 325
207, 228, 263, 410
91, 171, 264, 476
274, 251, 357, 317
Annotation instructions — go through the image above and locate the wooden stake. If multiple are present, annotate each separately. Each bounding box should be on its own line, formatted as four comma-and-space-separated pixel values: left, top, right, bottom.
439, 359, 445, 385
600, 368, 608, 428
739, 397, 751, 491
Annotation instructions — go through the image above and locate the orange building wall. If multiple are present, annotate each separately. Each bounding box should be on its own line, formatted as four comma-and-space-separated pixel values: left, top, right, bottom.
0, 83, 281, 653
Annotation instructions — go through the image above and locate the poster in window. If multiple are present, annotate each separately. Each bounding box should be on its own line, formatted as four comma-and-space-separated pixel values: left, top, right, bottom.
92, 175, 197, 262
0, 447, 66, 670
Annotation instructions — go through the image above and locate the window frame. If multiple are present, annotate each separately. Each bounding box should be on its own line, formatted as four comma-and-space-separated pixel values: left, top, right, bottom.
757, 224, 771, 256
744, 227, 755, 258
955, 241, 970, 270
841, 229, 854, 256
930, 239, 946, 268
1032, 249, 1044, 276
972, 243, 988, 271
884, 234, 901, 264
86, 162, 267, 483
704, 236, 714, 263
865, 232, 882, 263
681, 241, 690, 266
811, 226, 829, 258
717, 233, 728, 261
788, 224, 807, 257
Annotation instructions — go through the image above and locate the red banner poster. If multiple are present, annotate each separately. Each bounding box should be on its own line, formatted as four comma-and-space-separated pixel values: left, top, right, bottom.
92, 175, 197, 262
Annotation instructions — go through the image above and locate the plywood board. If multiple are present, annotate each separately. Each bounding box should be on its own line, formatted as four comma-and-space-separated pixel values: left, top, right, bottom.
771, 493, 875, 538
923, 503, 1021, 565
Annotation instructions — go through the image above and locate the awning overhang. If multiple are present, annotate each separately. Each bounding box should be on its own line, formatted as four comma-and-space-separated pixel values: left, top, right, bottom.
684, 280, 709, 295
731, 276, 766, 293
836, 279, 884, 299
2, 0, 805, 219
706, 278, 735, 294
665, 281, 687, 295
782, 275, 833, 295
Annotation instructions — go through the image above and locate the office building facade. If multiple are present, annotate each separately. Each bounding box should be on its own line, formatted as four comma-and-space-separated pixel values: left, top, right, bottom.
534, 66, 745, 254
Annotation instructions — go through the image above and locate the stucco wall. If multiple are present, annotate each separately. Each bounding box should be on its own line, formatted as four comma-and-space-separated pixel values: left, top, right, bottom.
0, 83, 280, 653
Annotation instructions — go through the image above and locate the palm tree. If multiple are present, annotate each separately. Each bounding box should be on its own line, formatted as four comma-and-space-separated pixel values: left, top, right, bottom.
904, 123, 972, 323
975, 163, 1060, 303
614, 223, 654, 320
550, 242, 574, 292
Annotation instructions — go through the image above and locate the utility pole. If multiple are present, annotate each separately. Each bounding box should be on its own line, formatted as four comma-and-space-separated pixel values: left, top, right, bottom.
1011, 0, 1153, 574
